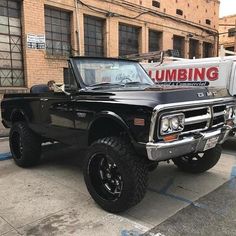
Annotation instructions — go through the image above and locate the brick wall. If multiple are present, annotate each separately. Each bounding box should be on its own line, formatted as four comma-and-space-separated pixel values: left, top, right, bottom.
219, 15, 236, 50
12, 0, 220, 89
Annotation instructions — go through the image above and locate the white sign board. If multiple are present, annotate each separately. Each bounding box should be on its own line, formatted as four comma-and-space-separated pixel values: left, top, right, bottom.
27, 34, 46, 49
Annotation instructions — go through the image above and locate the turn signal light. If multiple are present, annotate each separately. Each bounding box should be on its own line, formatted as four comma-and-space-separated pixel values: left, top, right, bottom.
163, 134, 178, 142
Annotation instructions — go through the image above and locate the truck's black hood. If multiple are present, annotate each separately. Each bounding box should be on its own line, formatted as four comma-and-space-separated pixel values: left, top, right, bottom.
83, 86, 231, 109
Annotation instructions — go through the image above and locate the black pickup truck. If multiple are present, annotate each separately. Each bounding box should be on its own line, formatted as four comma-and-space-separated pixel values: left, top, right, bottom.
1, 57, 236, 213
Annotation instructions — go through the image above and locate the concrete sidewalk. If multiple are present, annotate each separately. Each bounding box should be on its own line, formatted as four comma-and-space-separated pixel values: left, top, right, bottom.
0, 139, 236, 235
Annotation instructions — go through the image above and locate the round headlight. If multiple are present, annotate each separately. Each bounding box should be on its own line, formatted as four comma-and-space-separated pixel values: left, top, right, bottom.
171, 117, 179, 130
161, 118, 169, 132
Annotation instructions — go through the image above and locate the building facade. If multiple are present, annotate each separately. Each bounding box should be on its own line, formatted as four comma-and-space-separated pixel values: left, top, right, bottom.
0, 0, 219, 89
219, 15, 236, 53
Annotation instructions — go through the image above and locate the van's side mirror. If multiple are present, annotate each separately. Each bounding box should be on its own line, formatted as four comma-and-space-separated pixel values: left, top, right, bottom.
64, 67, 78, 93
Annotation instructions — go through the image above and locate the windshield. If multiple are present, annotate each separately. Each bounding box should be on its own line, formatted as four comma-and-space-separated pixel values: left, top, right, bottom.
74, 58, 154, 88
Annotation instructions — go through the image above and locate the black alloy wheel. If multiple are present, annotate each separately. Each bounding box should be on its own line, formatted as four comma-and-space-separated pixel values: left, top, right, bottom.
9, 122, 42, 167
88, 153, 123, 201
84, 137, 148, 213
173, 145, 222, 173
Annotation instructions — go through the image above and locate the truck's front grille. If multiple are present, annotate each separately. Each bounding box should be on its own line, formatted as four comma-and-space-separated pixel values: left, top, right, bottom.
212, 105, 226, 128
182, 106, 211, 134
177, 105, 227, 135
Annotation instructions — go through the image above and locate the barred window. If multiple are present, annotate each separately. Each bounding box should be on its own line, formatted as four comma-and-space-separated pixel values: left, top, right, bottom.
228, 28, 235, 37
149, 30, 162, 52
119, 24, 140, 56
189, 39, 199, 59
203, 42, 213, 58
152, 1, 160, 8
176, 9, 183, 16
206, 19, 211, 25
0, 0, 24, 87
45, 7, 71, 56
173, 35, 185, 58
84, 15, 105, 57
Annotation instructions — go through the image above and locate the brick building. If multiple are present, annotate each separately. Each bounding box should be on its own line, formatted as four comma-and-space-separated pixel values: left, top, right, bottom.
0, 0, 219, 90
219, 15, 236, 53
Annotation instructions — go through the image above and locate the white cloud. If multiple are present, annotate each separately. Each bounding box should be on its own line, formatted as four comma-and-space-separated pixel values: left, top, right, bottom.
220, 0, 236, 17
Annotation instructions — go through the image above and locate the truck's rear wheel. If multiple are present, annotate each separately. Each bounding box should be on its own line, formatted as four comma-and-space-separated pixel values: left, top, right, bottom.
172, 145, 222, 174
84, 137, 148, 213
9, 122, 41, 167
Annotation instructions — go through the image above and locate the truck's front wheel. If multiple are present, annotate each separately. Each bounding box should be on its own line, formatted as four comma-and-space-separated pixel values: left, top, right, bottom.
84, 137, 148, 213
9, 122, 41, 167
172, 145, 222, 173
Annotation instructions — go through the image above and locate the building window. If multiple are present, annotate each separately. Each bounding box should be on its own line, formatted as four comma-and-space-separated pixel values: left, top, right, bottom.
173, 35, 185, 58
189, 39, 199, 59
0, 0, 24, 87
152, 1, 160, 8
45, 7, 71, 56
203, 42, 213, 58
149, 30, 162, 52
176, 9, 183, 16
206, 19, 211, 25
226, 46, 234, 51
228, 28, 235, 37
119, 23, 140, 56
84, 15, 105, 57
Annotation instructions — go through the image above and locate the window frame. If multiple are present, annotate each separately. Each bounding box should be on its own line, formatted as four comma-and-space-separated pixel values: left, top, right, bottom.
84, 14, 105, 57
44, 6, 71, 57
119, 23, 140, 56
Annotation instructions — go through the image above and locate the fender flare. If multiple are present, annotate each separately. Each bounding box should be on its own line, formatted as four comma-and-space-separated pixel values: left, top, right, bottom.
88, 111, 135, 143
10, 109, 29, 123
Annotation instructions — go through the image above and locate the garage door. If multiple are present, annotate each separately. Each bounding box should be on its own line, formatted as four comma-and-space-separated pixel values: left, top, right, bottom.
0, 0, 24, 87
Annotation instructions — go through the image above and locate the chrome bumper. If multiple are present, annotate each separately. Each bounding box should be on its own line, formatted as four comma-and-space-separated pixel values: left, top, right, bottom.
146, 126, 232, 161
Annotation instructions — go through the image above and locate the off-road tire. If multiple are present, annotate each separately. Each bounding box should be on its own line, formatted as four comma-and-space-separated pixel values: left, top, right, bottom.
9, 122, 42, 167
172, 145, 222, 174
84, 137, 149, 213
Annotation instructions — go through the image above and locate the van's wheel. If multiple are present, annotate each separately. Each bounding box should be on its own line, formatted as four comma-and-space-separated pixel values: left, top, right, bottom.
9, 122, 41, 167
84, 137, 148, 213
172, 145, 222, 174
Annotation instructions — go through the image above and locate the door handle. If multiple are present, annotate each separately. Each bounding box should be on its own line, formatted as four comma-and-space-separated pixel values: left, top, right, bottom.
40, 98, 48, 101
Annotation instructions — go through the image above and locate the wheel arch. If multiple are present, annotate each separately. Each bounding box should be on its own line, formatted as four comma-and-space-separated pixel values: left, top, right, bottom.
10, 109, 29, 124
88, 111, 135, 145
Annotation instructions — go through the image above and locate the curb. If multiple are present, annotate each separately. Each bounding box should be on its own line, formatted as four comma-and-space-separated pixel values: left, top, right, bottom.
0, 136, 9, 142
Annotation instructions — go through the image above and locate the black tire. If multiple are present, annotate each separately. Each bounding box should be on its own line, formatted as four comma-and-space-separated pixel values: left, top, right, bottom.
9, 122, 42, 167
172, 145, 222, 174
84, 137, 148, 213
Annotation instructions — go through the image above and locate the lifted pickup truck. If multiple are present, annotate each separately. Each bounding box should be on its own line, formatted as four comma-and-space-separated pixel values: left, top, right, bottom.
1, 57, 236, 213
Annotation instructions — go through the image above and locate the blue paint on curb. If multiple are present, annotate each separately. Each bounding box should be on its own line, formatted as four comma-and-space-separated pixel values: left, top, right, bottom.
121, 230, 142, 236
229, 166, 236, 189
148, 178, 207, 210
0, 152, 12, 161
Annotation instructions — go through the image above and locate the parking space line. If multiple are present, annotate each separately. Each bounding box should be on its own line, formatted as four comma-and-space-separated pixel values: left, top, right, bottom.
0, 152, 12, 161
148, 178, 207, 209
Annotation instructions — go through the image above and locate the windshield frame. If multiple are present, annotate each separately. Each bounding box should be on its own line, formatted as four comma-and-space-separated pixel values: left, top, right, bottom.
69, 57, 154, 90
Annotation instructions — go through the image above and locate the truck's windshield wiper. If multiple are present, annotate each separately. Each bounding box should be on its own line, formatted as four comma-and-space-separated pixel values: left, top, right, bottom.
89, 82, 124, 89
124, 81, 153, 86
89, 82, 123, 88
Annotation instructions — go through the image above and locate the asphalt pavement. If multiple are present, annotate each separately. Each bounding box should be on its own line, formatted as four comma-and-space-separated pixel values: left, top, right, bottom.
0, 137, 236, 236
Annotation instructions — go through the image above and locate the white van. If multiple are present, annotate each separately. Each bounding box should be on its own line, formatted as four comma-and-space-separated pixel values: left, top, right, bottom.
142, 56, 236, 96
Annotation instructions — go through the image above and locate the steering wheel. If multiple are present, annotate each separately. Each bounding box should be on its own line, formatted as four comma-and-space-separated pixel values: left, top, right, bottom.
120, 77, 132, 84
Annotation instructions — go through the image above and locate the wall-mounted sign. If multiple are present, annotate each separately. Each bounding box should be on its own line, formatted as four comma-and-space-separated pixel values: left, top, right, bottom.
27, 34, 46, 49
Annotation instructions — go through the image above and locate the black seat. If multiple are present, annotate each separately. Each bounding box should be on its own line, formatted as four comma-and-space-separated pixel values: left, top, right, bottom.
30, 84, 50, 93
